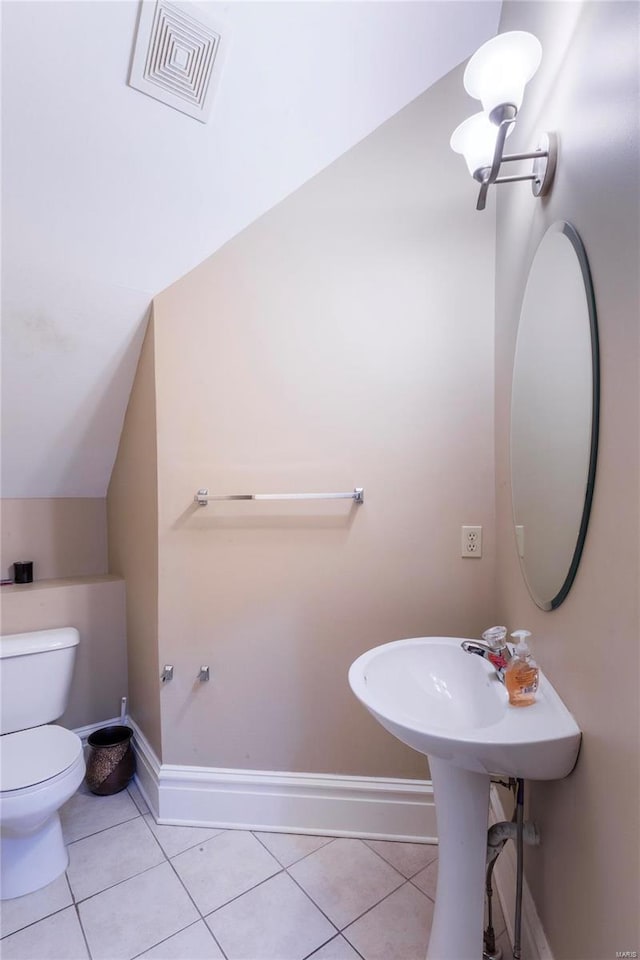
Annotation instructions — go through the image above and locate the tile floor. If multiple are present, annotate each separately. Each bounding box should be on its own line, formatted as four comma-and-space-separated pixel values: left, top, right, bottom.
0, 780, 510, 960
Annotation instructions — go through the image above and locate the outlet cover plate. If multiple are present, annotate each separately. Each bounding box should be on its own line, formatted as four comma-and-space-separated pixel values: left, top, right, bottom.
461, 525, 482, 558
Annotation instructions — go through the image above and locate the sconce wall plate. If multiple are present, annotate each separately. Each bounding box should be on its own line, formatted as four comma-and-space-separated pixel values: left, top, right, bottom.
531, 132, 557, 197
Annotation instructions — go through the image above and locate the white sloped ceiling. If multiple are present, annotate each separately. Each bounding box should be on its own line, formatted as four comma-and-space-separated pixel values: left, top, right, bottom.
1, 0, 500, 497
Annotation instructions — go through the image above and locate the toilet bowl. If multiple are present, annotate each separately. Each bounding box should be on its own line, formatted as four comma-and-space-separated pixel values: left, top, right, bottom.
0, 725, 85, 899
0, 627, 85, 900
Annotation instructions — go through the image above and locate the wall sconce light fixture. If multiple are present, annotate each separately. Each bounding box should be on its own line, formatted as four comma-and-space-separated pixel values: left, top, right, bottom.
450, 31, 557, 211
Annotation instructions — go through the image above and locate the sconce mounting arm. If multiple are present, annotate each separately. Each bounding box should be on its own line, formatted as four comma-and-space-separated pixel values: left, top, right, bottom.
475, 131, 557, 211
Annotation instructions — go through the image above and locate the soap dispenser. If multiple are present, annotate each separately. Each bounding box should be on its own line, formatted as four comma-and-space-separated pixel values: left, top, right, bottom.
505, 630, 539, 706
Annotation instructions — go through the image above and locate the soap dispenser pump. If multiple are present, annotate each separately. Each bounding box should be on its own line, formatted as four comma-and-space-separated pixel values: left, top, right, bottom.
505, 630, 539, 706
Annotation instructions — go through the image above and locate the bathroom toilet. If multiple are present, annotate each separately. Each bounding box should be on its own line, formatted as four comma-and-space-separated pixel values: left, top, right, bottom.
0, 627, 85, 900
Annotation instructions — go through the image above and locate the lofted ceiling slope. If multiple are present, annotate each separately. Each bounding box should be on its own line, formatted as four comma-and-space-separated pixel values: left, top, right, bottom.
1, 0, 501, 498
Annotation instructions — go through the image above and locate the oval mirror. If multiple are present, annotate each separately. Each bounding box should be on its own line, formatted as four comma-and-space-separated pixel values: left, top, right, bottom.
510, 221, 599, 610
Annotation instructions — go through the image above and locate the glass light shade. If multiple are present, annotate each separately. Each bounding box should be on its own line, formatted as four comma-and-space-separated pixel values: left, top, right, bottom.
450, 112, 513, 177
464, 31, 542, 117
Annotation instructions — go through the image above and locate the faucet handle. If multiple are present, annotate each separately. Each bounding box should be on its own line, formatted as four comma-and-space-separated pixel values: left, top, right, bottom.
482, 626, 511, 661
482, 625, 508, 647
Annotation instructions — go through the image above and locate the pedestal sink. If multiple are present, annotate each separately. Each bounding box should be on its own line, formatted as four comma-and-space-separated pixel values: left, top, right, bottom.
348, 637, 581, 960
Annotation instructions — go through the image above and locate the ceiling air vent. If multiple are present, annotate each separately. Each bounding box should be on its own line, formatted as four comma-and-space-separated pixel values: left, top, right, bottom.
129, 0, 228, 122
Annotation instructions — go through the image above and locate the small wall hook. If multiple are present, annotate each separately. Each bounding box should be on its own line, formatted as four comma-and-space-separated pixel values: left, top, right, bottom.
161, 665, 174, 683
198, 665, 210, 682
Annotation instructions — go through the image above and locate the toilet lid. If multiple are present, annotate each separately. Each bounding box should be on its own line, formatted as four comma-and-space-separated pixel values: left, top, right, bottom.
0, 725, 83, 792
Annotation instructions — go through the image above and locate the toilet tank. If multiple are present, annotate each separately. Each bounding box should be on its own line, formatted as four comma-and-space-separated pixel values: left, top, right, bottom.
0, 627, 80, 734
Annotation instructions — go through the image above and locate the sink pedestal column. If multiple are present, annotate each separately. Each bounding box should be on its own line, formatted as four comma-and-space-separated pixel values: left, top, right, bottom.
426, 757, 490, 960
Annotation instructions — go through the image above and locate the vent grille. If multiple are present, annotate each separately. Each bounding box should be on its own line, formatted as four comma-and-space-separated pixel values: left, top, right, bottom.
129, 0, 228, 122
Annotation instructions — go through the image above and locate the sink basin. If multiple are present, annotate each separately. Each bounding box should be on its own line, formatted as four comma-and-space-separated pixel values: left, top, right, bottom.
349, 637, 581, 960
348, 636, 581, 780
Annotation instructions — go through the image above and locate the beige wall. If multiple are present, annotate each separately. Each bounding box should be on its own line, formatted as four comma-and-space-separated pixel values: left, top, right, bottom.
1, 498, 107, 581
151, 63, 497, 775
1, 576, 127, 730
494, 2, 639, 956
0, 498, 127, 731
107, 317, 162, 757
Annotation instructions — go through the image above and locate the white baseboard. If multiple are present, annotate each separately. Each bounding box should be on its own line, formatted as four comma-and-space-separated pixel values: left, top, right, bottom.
128, 717, 437, 843
489, 785, 554, 960
128, 716, 161, 815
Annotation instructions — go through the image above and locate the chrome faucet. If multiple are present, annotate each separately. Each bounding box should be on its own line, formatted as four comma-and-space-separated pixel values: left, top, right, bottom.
461, 626, 512, 683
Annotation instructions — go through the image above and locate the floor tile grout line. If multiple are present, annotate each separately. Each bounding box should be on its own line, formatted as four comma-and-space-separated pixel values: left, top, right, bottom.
339, 877, 436, 959
66, 817, 168, 904
284, 855, 427, 950
196, 862, 344, 960
0, 868, 76, 942
361, 837, 440, 880
339, 925, 378, 960
273, 865, 342, 939
166, 832, 368, 951
302, 930, 367, 960
163, 850, 230, 960
164, 830, 285, 924
73, 899, 94, 960
337, 874, 413, 933
64, 810, 142, 847
142, 815, 227, 859
362, 841, 504, 937
407, 875, 436, 903
128, 918, 216, 960
126, 784, 150, 816
65, 870, 95, 958
138, 808, 179, 863
0, 899, 93, 958
0, 901, 74, 942
73, 843, 229, 960
70, 858, 174, 909
250, 830, 338, 869
198, 864, 288, 923
277, 837, 411, 937
251, 829, 288, 866
203, 869, 342, 960
0, 869, 77, 942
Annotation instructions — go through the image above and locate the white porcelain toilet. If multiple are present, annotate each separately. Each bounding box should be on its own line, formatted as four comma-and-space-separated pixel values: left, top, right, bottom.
0, 627, 85, 900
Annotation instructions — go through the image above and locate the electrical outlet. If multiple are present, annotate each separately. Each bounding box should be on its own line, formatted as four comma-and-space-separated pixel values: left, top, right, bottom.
461, 525, 482, 558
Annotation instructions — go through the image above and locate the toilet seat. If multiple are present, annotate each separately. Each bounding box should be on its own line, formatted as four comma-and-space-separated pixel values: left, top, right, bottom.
0, 726, 83, 793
